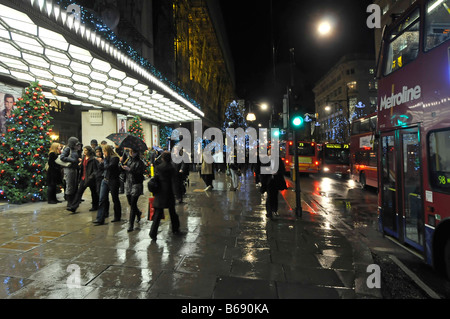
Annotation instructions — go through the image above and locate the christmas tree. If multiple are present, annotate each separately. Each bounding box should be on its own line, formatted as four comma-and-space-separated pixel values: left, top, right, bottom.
127, 115, 151, 176
0, 81, 53, 204
127, 115, 145, 142
222, 100, 248, 132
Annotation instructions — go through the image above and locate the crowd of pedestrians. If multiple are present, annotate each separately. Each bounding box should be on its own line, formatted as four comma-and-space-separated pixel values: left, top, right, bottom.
45, 135, 188, 240
198, 149, 287, 219
45, 136, 288, 240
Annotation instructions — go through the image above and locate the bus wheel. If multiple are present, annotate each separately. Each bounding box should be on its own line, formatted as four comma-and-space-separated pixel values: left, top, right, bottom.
360, 173, 366, 189
444, 237, 450, 279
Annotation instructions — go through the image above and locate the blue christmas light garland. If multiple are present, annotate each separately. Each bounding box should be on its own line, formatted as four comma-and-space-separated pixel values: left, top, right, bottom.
55, 0, 201, 111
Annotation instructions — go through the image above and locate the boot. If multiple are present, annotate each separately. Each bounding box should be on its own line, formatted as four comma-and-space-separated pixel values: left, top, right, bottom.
66, 195, 76, 210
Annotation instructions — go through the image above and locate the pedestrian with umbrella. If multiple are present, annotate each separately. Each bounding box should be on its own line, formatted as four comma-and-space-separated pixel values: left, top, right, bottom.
93, 144, 122, 225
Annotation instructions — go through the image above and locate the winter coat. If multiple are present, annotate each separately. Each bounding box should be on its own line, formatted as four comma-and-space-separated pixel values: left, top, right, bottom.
79, 156, 98, 185
261, 157, 287, 192
173, 161, 189, 195
95, 157, 104, 182
153, 161, 179, 209
103, 155, 121, 182
47, 151, 62, 185
126, 155, 146, 185
269, 157, 287, 191
60, 137, 80, 169
173, 161, 189, 179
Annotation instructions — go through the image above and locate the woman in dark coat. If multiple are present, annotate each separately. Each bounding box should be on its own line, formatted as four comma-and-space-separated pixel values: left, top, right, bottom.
47, 142, 63, 204
123, 148, 146, 232
265, 155, 287, 219
94, 146, 104, 197
149, 151, 180, 240
172, 150, 189, 203
94, 145, 122, 225
67, 146, 99, 213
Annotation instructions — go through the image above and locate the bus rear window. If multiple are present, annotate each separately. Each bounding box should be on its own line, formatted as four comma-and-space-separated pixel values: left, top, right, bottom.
425, 0, 450, 51
429, 129, 450, 192
289, 143, 315, 156
384, 8, 420, 75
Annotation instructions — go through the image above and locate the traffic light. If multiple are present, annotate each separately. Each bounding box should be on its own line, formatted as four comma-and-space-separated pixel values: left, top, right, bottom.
291, 114, 304, 129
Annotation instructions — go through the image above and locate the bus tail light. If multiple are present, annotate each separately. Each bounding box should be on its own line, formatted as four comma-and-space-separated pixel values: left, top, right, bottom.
314, 161, 319, 166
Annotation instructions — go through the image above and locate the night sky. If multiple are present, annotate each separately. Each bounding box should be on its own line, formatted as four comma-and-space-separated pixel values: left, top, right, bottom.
219, 0, 375, 123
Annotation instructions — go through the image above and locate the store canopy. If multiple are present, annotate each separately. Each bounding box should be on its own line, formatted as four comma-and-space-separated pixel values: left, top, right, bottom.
0, 0, 204, 123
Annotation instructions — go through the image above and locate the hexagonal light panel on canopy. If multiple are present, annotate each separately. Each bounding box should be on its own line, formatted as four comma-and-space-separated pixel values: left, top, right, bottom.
0, 1, 203, 123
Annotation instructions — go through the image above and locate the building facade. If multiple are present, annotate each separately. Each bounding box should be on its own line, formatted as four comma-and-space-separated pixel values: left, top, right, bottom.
0, 0, 234, 147
313, 53, 378, 143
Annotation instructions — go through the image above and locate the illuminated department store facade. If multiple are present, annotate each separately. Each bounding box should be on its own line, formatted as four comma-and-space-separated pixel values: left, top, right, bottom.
0, 0, 211, 147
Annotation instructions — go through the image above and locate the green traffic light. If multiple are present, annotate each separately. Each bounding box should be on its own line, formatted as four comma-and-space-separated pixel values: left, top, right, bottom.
292, 116, 303, 127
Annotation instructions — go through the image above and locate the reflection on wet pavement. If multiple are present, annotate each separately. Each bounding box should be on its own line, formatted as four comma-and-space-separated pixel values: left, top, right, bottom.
0, 170, 381, 299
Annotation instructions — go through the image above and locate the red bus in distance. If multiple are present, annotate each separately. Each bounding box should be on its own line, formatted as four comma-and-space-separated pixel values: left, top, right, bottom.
350, 113, 378, 188
281, 140, 320, 177
319, 143, 350, 177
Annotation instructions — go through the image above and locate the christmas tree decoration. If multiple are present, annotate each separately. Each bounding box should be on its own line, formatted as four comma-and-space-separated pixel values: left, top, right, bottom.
127, 115, 151, 176
222, 100, 248, 132
160, 126, 173, 150
127, 115, 145, 143
0, 81, 53, 204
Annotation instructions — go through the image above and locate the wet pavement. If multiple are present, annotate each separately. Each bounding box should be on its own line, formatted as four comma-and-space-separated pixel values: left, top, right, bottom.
0, 169, 382, 299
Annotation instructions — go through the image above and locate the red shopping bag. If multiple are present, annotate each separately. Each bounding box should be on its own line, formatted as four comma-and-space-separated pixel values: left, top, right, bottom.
148, 197, 164, 220
148, 197, 155, 221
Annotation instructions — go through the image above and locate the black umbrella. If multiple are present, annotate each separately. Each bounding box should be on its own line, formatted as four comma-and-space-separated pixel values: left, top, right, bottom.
106, 133, 129, 146
106, 133, 148, 153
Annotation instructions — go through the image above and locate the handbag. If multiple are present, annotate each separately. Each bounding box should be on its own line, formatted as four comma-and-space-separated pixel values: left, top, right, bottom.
147, 175, 160, 194
55, 155, 71, 167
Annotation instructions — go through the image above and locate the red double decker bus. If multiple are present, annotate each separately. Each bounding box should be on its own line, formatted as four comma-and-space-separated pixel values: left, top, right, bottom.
350, 114, 378, 188
281, 140, 320, 176
377, 0, 450, 277
319, 143, 350, 176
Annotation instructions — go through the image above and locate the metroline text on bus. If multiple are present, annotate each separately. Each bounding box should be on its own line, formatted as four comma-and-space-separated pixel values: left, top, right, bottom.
379, 85, 422, 110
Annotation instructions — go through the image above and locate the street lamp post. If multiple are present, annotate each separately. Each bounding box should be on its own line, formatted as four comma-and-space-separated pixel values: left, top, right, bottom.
288, 47, 302, 218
